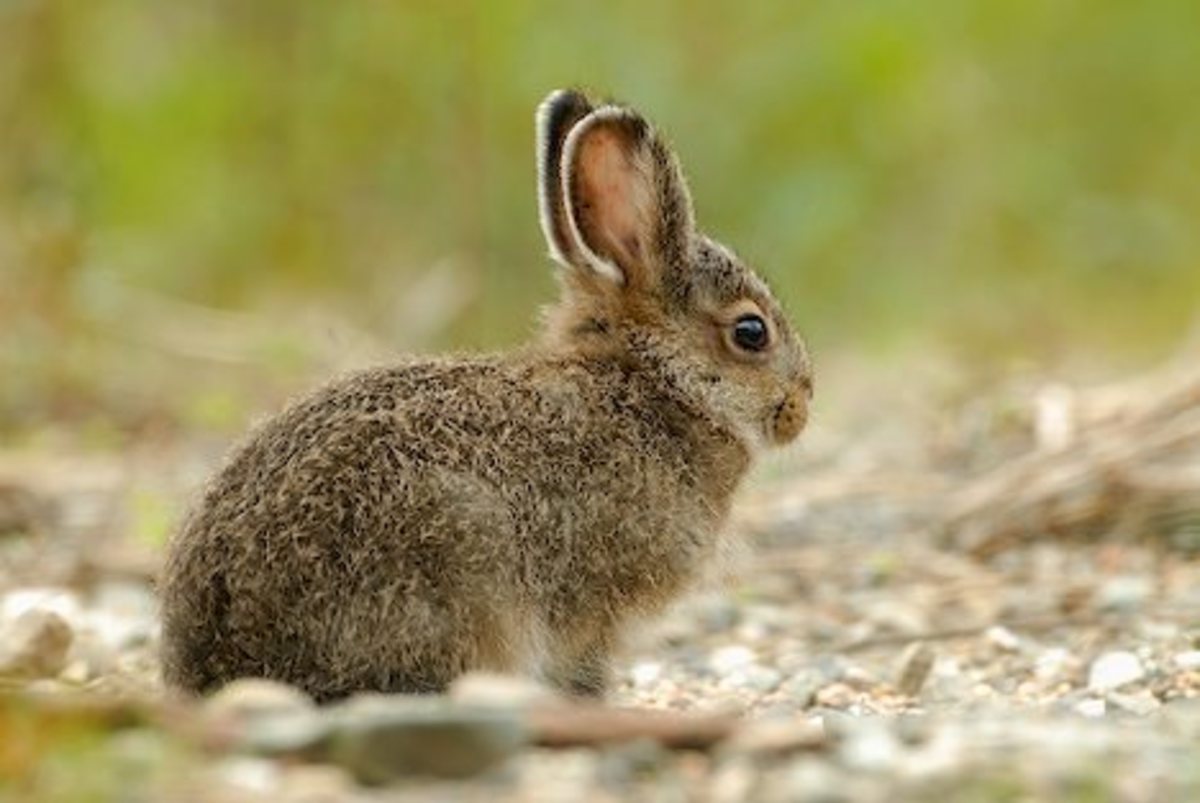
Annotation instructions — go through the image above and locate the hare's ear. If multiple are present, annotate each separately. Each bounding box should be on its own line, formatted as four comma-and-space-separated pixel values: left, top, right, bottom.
537, 89, 594, 268
561, 105, 695, 291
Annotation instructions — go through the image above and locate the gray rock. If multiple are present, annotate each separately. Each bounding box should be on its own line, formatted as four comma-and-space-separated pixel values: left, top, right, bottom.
330, 696, 528, 782
0, 609, 73, 679
238, 709, 331, 758
595, 739, 671, 788
695, 595, 742, 634
206, 678, 327, 758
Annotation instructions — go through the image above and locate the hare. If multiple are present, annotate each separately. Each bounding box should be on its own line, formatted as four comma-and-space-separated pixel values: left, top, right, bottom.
159, 89, 812, 702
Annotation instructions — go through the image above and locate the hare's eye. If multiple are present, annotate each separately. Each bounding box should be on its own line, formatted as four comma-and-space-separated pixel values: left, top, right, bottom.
732, 314, 769, 352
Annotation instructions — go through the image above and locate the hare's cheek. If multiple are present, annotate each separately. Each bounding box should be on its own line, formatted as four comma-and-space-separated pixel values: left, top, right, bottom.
771, 390, 808, 445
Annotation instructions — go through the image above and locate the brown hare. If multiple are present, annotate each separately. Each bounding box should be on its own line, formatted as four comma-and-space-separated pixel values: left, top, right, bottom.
160, 89, 812, 702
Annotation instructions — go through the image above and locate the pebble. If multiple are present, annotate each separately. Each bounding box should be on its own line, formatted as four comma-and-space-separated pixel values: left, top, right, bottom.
694, 596, 741, 634
923, 656, 973, 703
718, 664, 783, 693
450, 671, 558, 708
629, 661, 664, 690
894, 642, 935, 697
985, 625, 1022, 653
1074, 698, 1107, 718
1107, 691, 1160, 717
0, 609, 73, 679
85, 582, 158, 651
205, 678, 314, 719
214, 756, 282, 796
837, 720, 902, 772
232, 705, 330, 758
594, 739, 670, 788
1088, 651, 1145, 692
1173, 651, 1200, 671
779, 671, 824, 706
330, 695, 528, 782
709, 645, 757, 675
205, 679, 327, 758
1035, 647, 1080, 684
1096, 575, 1153, 612
1, 588, 82, 626
814, 683, 860, 710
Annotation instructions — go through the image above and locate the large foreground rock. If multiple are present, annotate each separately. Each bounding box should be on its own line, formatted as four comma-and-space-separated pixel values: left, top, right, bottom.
329, 695, 529, 782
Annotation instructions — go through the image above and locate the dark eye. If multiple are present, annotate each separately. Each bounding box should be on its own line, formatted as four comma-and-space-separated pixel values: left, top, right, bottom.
732, 314, 769, 352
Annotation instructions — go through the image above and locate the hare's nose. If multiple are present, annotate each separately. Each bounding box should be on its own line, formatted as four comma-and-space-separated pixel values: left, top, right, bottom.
771, 387, 809, 444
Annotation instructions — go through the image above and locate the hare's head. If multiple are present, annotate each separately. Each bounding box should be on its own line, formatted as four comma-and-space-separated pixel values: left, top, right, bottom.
536, 89, 812, 452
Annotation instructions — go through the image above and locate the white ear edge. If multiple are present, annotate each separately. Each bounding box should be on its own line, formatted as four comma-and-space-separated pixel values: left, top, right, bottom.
559, 105, 639, 286
535, 90, 574, 268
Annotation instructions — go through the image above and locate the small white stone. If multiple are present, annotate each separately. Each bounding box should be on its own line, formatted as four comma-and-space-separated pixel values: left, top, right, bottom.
629, 661, 663, 689
985, 625, 1021, 652
1074, 698, 1107, 718
1087, 651, 1144, 692
839, 723, 901, 772
718, 664, 783, 693
214, 756, 281, 795
709, 645, 756, 675
83, 582, 158, 651
1173, 651, 1200, 671
1035, 647, 1078, 682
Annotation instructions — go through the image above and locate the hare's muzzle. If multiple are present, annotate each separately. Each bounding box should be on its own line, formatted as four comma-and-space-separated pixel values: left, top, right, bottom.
771, 386, 809, 445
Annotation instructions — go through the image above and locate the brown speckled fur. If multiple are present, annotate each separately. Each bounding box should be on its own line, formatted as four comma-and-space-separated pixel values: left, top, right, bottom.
159, 90, 812, 702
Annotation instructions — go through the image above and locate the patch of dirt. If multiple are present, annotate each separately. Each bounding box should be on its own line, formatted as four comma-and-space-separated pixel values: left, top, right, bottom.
2, 357, 1198, 801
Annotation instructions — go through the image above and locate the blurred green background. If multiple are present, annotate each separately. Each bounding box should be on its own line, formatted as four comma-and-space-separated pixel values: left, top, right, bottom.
3, 0, 1198, 444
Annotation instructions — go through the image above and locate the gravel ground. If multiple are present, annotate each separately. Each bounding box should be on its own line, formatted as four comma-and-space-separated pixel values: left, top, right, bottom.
2, 370, 1198, 802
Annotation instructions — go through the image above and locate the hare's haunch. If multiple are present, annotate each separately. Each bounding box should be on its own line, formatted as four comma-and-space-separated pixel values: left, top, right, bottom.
160, 90, 812, 701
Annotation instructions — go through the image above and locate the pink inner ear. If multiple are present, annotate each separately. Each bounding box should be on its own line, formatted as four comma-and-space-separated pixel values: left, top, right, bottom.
576, 126, 654, 276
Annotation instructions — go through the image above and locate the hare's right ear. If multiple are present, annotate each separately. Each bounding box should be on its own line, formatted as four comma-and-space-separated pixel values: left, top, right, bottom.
537, 89, 594, 268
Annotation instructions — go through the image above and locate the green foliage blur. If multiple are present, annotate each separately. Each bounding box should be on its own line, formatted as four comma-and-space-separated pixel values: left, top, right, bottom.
3, 0, 1198, 440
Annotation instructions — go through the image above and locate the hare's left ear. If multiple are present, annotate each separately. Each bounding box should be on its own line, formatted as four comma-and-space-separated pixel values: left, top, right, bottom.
537, 89, 594, 268
560, 105, 696, 292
